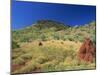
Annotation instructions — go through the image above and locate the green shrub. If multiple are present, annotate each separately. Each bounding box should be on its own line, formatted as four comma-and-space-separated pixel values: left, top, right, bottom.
40, 34, 48, 41
35, 56, 48, 64
20, 36, 30, 42
78, 36, 84, 42
41, 46, 67, 62
41, 61, 56, 72
12, 57, 25, 65
55, 62, 67, 71
12, 40, 20, 49
20, 53, 33, 60
62, 35, 69, 41
92, 35, 96, 44
65, 35, 75, 41
53, 33, 60, 40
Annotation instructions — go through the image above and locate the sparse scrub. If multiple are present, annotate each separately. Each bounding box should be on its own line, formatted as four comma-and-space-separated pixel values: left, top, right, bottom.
12, 20, 96, 74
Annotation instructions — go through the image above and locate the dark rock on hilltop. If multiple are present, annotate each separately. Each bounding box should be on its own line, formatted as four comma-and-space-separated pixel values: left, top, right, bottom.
34, 20, 70, 30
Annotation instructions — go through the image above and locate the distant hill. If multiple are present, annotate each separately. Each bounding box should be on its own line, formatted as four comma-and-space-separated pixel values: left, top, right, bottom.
34, 20, 70, 29
12, 20, 96, 43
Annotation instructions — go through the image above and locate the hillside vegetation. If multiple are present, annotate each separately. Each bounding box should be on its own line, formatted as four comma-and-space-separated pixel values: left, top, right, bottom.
12, 20, 96, 74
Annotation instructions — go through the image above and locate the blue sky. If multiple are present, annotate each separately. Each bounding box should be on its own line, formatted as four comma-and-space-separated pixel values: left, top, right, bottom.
12, 0, 96, 29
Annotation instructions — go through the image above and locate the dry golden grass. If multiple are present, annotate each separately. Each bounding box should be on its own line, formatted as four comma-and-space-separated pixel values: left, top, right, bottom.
12, 40, 95, 74
20, 40, 82, 52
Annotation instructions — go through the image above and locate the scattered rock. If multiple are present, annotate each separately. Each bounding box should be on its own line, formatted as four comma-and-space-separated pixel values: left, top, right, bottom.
39, 42, 43, 46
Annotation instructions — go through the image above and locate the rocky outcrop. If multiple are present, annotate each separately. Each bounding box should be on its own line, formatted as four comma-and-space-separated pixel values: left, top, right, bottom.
78, 38, 96, 63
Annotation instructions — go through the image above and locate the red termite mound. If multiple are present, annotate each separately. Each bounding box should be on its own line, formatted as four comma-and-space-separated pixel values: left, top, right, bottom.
78, 38, 96, 63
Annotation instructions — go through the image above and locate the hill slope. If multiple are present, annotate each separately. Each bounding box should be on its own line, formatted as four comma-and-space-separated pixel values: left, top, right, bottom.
12, 20, 96, 74
12, 20, 96, 43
